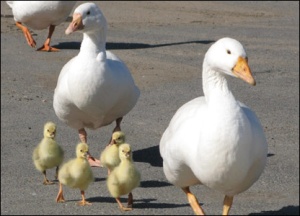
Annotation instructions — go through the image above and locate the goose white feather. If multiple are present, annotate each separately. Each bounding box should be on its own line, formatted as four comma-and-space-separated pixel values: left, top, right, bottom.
6, 1, 76, 51
53, 3, 140, 166
159, 37, 267, 215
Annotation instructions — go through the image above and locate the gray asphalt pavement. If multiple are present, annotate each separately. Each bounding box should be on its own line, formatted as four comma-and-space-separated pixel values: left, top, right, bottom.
1, 1, 299, 215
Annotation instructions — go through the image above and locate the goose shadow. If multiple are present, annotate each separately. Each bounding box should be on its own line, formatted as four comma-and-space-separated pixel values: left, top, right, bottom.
87, 196, 191, 209
87, 196, 155, 204
131, 201, 191, 210
140, 180, 172, 188
133, 145, 163, 167
53, 40, 215, 50
249, 205, 299, 215
94, 177, 106, 182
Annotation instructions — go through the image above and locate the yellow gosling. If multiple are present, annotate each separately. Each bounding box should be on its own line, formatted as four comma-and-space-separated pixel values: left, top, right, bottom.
32, 121, 64, 185
100, 131, 126, 175
56, 142, 94, 206
107, 143, 140, 211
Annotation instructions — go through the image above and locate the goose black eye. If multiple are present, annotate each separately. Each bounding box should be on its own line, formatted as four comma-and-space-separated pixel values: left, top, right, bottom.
227, 50, 231, 54
87, 11, 90, 15
80, 150, 83, 152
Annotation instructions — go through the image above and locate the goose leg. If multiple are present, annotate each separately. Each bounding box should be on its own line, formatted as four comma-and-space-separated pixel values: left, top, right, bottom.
56, 182, 65, 203
78, 128, 101, 167
15, 21, 36, 48
222, 195, 233, 215
182, 187, 205, 215
42, 170, 54, 185
77, 190, 92, 206
127, 192, 133, 208
37, 25, 59, 52
79, 128, 87, 143
107, 117, 123, 146
113, 117, 123, 133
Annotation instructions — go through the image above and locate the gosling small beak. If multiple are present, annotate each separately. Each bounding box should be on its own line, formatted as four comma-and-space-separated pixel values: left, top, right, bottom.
65, 13, 84, 35
232, 57, 256, 86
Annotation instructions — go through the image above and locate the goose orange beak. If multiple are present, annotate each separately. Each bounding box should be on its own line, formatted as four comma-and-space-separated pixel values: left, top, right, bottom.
232, 57, 256, 86
65, 13, 84, 35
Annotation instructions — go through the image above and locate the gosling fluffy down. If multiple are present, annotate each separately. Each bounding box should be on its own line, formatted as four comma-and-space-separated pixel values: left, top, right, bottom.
32, 121, 64, 185
107, 143, 140, 211
100, 131, 126, 173
56, 142, 94, 206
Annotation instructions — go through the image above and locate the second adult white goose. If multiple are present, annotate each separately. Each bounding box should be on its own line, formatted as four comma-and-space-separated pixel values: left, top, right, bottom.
6, 1, 76, 51
159, 38, 268, 215
53, 3, 140, 167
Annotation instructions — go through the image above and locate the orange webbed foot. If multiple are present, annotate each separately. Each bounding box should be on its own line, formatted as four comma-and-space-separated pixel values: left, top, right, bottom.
37, 38, 59, 52
77, 200, 92, 206
116, 197, 133, 212
56, 193, 65, 203
56, 183, 65, 203
121, 206, 133, 211
37, 45, 59, 52
15, 22, 36, 48
43, 179, 55, 185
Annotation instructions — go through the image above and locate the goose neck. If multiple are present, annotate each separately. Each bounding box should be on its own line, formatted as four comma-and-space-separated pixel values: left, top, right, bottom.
202, 61, 234, 104
79, 30, 106, 57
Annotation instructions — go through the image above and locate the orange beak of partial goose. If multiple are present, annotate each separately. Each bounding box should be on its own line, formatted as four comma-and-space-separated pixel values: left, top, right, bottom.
65, 13, 84, 35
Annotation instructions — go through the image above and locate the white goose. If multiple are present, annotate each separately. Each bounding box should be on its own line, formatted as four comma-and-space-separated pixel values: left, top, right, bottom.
159, 38, 268, 215
6, 1, 76, 51
53, 3, 140, 167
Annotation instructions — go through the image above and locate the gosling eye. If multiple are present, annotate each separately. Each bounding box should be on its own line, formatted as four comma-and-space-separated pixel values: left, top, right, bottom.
87, 11, 90, 15
227, 50, 231, 55
80, 150, 83, 152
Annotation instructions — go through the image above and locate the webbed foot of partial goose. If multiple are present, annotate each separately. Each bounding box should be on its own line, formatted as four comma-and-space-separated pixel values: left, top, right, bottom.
37, 44, 59, 52
37, 25, 59, 52
15, 22, 36, 48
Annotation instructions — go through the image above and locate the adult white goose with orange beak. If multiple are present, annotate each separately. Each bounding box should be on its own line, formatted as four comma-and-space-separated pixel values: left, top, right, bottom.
159, 37, 267, 215
53, 3, 140, 167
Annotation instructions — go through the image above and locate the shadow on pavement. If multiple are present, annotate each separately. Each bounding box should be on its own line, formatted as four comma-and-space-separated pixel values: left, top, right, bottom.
133, 145, 163, 167
53, 40, 215, 50
249, 205, 299, 215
